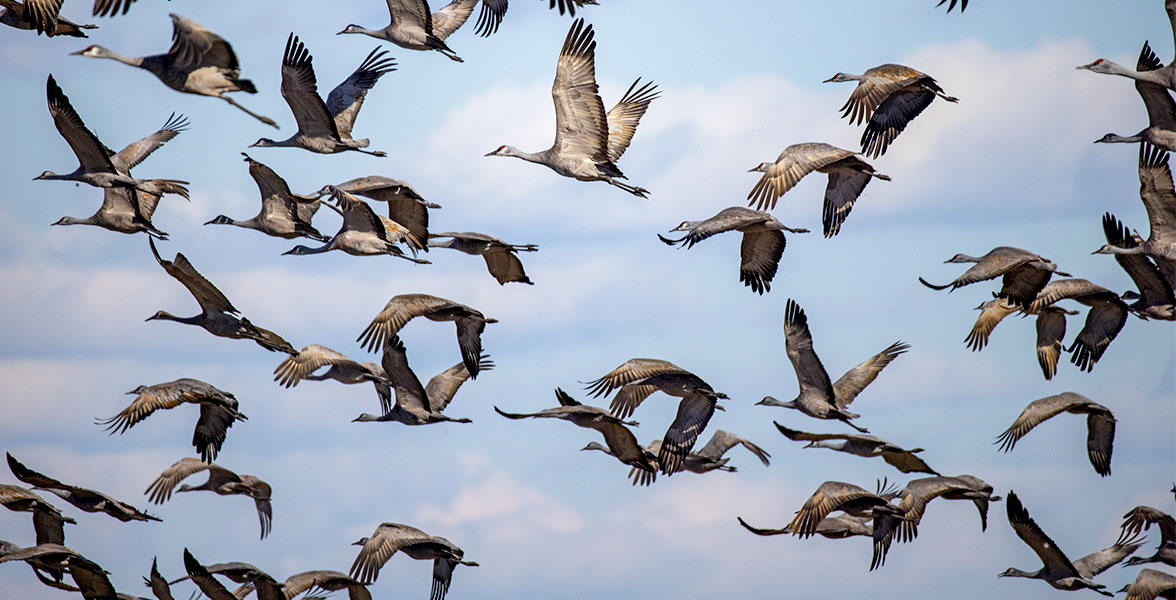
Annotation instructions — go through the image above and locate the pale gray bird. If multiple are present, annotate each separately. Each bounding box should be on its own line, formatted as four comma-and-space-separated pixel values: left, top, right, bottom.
1117, 568, 1176, 600
0, 0, 95, 36
282, 187, 429, 262
1000, 490, 1142, 596
824, 63, 958, 158
352, 335, 489, 425
1078, 0, 1176, 93
1027, 279, 1129, 373
183, 549, 283, 600
70, 14, 276, 127
279, 570, 371, 600
919, 246, 1069, 308
773, 422, 937, 475
204, 154, 326, 241
583, 429, 769, 486
485, 19, 658, 198
1090, 44, 1176, 151
274, 344, 388, 388
37, 75, 190, 199
887, 475, 1001, 544
964, 298, 1077, 380
147, 238, 298, 355
144, 458, 272, 540
736, 514, 872, 538
995, 392, 1116, 477
98, 378, 247, 463
324, 175, 441, 253
1098, 213, 1175, 321
746, 142, 890, 237
1117, 505, 1176, 567
0, 484, 75, 546
357, 293, 496, 378
785, 480, 907, 571
250, 35, 393, 156
1092, 142, 1176, 289
349, 522, 477, 600
659, 206, 809, 294
0, 542, 119, 599
337, 0, 464, 62
428, 232, 538, 285
6, 453, 159, 523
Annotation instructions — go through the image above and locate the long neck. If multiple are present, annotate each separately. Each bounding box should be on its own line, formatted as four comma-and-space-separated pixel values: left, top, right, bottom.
1002, 568, 1041, 579
153, 311, 202, 325
1098, 133, 1144, 144
96, 49, 145, 68
505, 147, 550, 165
1099, 244, 1144, 256
53, 216, 94, 227
1102, 60, 1168, 85
809, 440, 846, 451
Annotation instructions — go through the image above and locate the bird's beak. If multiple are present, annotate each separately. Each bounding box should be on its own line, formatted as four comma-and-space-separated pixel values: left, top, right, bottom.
746, 166, 759, 172
143, 315, 155, 322
336, 28, 348, 35
351, 539, 365, 546
483, 151, 497, 157
203, 218, 216, 226
802, 442, 816, 448
821, 76, 836, 83
68, 49, 87, 56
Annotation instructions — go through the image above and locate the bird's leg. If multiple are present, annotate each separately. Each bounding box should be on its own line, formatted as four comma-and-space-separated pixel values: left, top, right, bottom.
921, 84, 959, 103
781, 226, 810, 234
844, 418, 869, 434
221, 96, 279, 129
511, 244, 539, 252
353, 148, 387, 158
606, 178, 649, 198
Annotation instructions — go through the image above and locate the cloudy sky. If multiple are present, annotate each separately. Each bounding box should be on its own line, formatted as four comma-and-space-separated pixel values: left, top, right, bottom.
1, 0, 1172, 598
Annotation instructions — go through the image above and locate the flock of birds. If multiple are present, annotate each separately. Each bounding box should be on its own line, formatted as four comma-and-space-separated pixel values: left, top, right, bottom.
0, 0, 1173, 599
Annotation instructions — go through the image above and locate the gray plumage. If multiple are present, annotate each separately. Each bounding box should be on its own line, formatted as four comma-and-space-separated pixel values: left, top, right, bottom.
1118, 506, 1176, 567
919, 245, 1068, 307
351, 335, 488, 425
145, 458, 272, 540
995, 392, 1116, 477
825, 63, 958, 158
1027, 279, 1129, 372
1092, 142, 1176, 289
282, 187, 429, 262
6, 453, 159, 523
1090, 44, 1176, 150
357, 293, 496, 378
0, 0, 96, 36
785, 480, 907, 571
204, 154, 326, 241
337, 0, 464, 62
774, 422, 937, 475
1099, 213, 1175, 321
349, 522, 477, 600
327, 175, 441, 252
736, 514, 872, 538
964, 298, 1077, 380
1117, 568, 1176, 600
429, 232, 538, 285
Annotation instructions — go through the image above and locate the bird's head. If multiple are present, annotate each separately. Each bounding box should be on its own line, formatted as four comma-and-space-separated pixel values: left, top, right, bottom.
69, 45, 110, 59
352, 413, 378, 423
144, 310, 171, 322
337, 25, 364, 35
997, 567, 1030, 578
33, 170, 56, 180
352, 537, 369, 546
581, 442, 608, 453
822, 73, 854, 83
177, 484, 195, 493
204, 215, 232, 226
50, 216, 79, 226
747, 162, 772, 173
484, 145, 514, 157
282, 246, 313, 256
125, 385, 149, 395
944, 253, 972, 263
249, 138, 277, 148
1093, 133, 1121, 144
1075, 58, 1112, 73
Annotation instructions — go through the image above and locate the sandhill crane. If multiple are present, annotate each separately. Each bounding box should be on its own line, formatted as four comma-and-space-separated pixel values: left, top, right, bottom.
70, 14, 277, 127
586, 429, 769, 486
52, 112, 188, 238
1099, 213, 1176, 319
659, 207, 809, 294
428, 232, 538, 285
143, 558, 174, 600
274, 344, 387, 388
1077, 0, 1176, 93
1092, 143, 1176, 289
283, 186, 427, 261
182, 549, 283, 600
349, 522, 477, 600
965, 298, 1077, 380
145, 458, 272, 539
1090, 44, 1176, 150
279, 570, 371, 600
995, 392, 1116, 477
324, 176, 440, 252
886, 475, 1000, 544
147, 239, 298, 355
1117, 568, 1176, 600
0, 542, 120, 598
250, 35, 393, 156
0, 484, 75, 545
337, 0, 464, 62
759, 301, 908, 433
485, 19, 658, 198
36, 75, 189, 199
1117, 506, 1176, 567
205, 154, 326, 241
583, 358, 728, 475
1000, 490, 1142, 595
919, 246, 1069, 307
6, 453, 159, 523
498, 388, 657, 479
1027, 279, 1129, 372
786, 480, 907, 571
93, 0, 142, 17
472, 0, 598, 35
98, 378, 247, 463
352, 335, 489, 425
357, 293, 496, 379
746, 142, 890, 237
774, 422, 937, 475
737, 514, 872, 538
824, 64, 957, 158
937, 0, 967, 12
0, 0, 95, 36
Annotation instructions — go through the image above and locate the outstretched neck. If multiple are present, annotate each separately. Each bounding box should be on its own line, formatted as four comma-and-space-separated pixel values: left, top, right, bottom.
1096, 133, 1143, 144
149, 311, 201, 325
505, 147, 549, 165
51, 216, 92, 227
98, 49, 145, 68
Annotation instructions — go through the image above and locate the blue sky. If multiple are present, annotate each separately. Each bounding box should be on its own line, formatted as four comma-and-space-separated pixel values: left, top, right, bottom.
0, 0, 1172, 598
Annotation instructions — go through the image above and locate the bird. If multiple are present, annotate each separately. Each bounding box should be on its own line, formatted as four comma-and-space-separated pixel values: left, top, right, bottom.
887, 475, 1001, 544
658, 206, 809, 294
964, 297, 1077, 380
1117, 505, 1175, 567
1116, 568, 1176, 600
918, 246, 1069, 307
936, 0, 967, 12
142, 558, 174, 600
824, 64, 958, 158
746, 142, 890, 237
323, 175, 441, 253
357, 293, 496, 379
147, 238, 298, 355
1000, 490, 1143, 595
0, 484, 75, 546
351, 335, 489, 425
1090, 43, 1176, 150
584, 429, 769, 486
1026, 278, 1129, 372
995, 392, 1116, 477
97, 378, 248, 463
773, 422, 937, 475
1097, 213, 1175, 321
250, 34, 393, 156
279, 570, 372, 600
349, 522, 477, 600
144, 458, 272, 539
498, 388, 657, 481
274, 344, 387, 389
0, 542, 121, 599
182, 549, 283, 600
1091, 142, 1176, 290
757, 300, 906, 433
36, 75, 189, 199
92, 0, 142, 17
337, 0, 464, 62
69, 14, 277, 127
736, 514, 872, 538
6, 453, 160, 523
0, 0, 95, 37
1077, 0, 1176, 93
428, 232, 538, 285
471, 0, 598, 37
785, 479, 907, 571
582, 357, 728, 475
485, 19, 658, 198
204, 154, 327, 241
281, 186, 429, 262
